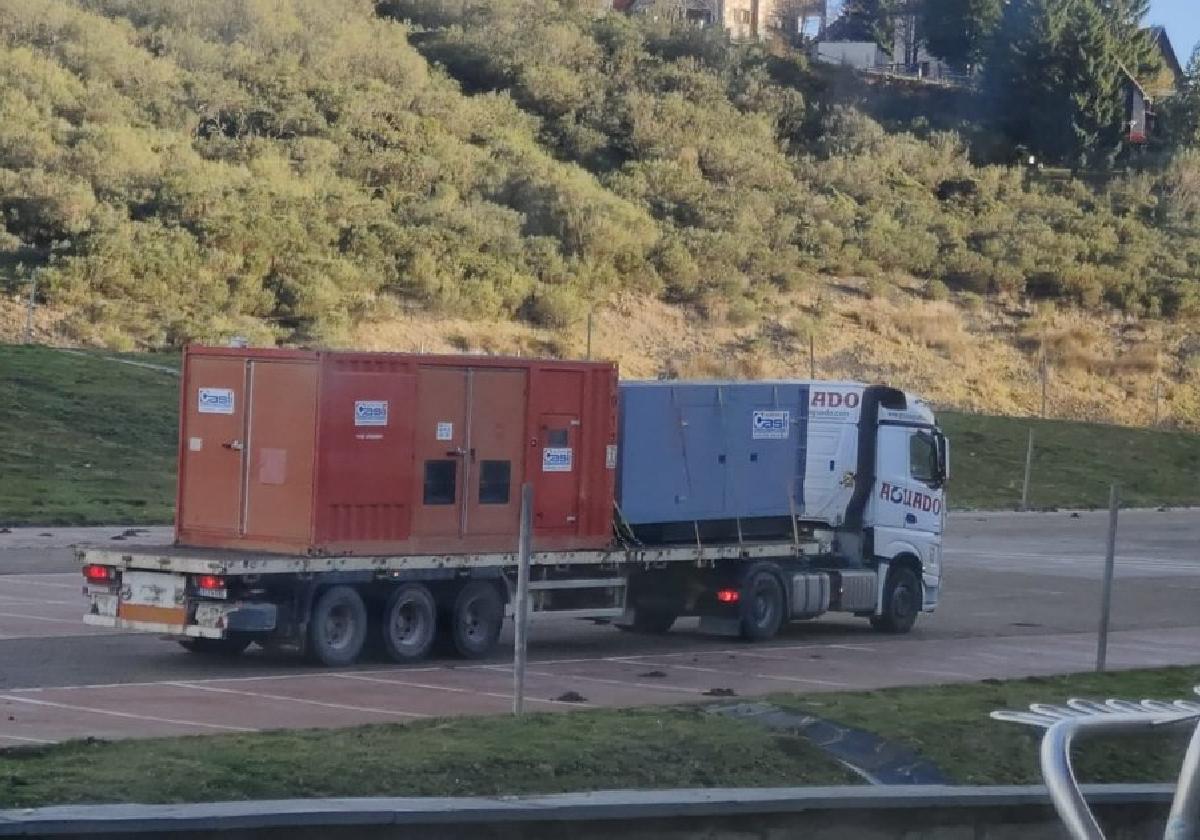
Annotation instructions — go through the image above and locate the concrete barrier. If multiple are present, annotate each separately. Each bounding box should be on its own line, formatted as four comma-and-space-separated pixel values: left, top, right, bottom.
0, 784, 1174, 839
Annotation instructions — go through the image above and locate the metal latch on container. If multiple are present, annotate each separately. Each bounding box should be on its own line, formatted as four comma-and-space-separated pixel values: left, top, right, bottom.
223, 440, 244, 451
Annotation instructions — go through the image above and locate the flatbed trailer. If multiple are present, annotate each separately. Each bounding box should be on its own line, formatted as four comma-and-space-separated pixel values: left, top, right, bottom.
78, 530, 923, 665
79, 348, 947, 666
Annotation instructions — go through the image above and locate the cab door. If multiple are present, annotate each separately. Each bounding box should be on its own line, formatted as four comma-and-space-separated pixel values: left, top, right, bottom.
872, 425, 944, 536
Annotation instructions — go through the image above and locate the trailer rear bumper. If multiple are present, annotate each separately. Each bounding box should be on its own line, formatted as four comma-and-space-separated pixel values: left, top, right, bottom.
84, 600, 277, 639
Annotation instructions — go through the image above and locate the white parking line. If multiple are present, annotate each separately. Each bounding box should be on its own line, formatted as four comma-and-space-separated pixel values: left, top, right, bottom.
0, 579, 80, 590
482, 665, 702, 695
611, 658, 852, 688
164, 682, 428, 718
0, 694, 255, 732
0, 594, 77, 606
0, 733, 54, 744
336, 673, 593, 708
0, 611, 82, 624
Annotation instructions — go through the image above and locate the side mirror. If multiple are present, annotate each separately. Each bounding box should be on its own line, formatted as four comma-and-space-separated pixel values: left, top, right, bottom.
936, 433, 950, 484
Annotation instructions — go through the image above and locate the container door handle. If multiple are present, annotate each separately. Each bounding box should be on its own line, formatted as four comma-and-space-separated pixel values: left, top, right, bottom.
223, 440, 244, 452
446, 447, 466, 457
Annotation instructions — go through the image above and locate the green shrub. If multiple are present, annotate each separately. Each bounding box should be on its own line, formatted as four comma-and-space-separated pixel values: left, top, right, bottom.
925, 278, 950, 301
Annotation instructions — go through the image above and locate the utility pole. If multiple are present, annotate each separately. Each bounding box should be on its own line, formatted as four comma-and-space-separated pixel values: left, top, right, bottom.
586, 310, 593, 361
809, 334, 815, 379
1095, 484, 1120, 672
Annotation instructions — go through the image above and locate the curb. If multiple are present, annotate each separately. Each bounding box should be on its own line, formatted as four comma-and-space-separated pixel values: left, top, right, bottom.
0, 784, 1175, 835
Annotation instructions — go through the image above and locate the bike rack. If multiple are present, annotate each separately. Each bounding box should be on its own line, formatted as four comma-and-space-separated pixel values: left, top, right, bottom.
992, 687, 1200, 840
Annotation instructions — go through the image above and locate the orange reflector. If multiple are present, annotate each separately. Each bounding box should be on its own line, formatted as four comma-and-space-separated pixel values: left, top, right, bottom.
83, 564, 114, 584
716, 588, 739, 604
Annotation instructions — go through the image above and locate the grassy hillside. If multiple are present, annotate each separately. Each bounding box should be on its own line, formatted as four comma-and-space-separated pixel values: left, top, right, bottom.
1, 345, 1197, 525
0, 344, 176, 525
1, 2, 1199, 416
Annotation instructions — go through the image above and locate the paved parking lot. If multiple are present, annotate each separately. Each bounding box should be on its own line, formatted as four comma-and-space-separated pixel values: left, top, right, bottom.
1, 510, 1198, 746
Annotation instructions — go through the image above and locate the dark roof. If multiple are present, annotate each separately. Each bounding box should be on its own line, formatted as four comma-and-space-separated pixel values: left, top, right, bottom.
1146, 25, 1184, 81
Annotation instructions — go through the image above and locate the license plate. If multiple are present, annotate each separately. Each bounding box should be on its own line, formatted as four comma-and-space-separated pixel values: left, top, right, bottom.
119, 571, 187, 626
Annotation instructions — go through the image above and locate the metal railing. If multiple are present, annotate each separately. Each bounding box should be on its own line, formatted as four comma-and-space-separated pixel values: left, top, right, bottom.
993, 688, 1200, 840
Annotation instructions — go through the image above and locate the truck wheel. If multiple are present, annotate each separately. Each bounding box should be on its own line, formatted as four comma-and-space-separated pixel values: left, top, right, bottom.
449, 581, 503, 659
740, 571, 784, 641
870, 567, 920, 634
307, 585, 368, 667
381, 584, 437, 663
178, 635, 251, 656
617, 608, 677, 634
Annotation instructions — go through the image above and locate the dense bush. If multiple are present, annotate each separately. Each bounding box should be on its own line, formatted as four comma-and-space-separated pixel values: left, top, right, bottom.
0, 0, 1197, 347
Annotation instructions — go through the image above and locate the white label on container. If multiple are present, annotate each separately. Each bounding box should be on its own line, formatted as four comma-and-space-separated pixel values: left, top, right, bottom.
188, 436, 203, 452
752, 410, 790, 440
605, 444, 618, 470
198, 387, 235, 414
542, 447, 573, 472
436, 421, 453, 441
354, 400, 388, 427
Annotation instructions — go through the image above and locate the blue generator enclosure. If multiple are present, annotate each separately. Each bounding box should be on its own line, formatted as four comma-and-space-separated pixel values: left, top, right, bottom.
617, 380, 825, 527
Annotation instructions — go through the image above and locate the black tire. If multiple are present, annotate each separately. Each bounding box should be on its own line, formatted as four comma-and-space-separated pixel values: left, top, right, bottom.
617, 608, 677, 635
381, 584, 437, 663
307, 585, 368, 667
870, 567, 921, 634
448, 581, 504, 659
740, 570, 785, 641
178, 635, 251, 656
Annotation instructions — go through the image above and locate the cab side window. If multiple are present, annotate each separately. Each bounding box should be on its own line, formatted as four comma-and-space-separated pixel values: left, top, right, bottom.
909, 432, 938, 485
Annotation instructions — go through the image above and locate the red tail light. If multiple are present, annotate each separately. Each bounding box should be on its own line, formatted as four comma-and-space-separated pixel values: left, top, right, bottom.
83, 564, 115, 584
716, 588, 740, 604
195, 574, 226, 592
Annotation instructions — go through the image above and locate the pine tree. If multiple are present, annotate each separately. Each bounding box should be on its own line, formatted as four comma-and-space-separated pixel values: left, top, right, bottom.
1165, 45, 1200, 148
826, 0, 899, 50
920, 0, 1002, 70
984, 0, 1161, 168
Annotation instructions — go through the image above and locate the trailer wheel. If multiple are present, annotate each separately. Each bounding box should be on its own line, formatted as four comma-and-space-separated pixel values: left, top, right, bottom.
307, 585, 368, 667
178, 635, 251, 656
740, 570, 785, 641
870, 567, 920, 634
381, 584, 437, 663
449, 581, 503, 659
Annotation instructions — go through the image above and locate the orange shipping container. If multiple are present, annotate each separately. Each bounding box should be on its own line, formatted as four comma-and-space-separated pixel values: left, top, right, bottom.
176, 347, 618, 556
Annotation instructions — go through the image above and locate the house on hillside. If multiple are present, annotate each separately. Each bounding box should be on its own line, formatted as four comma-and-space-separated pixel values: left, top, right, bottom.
1144, 25, 1184, 98
1125, 27, 1185, 144
619, 0, 828, 42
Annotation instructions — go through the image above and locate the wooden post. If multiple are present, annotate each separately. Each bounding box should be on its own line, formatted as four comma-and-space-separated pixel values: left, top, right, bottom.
24, 271, 37, 345
1096, 484, 1119, 672
1040, 355, 1048, 419
586, 310, 593, 361
513, 483, 533, 714
809, 334, 815, 379
1020, 429, 1034, 511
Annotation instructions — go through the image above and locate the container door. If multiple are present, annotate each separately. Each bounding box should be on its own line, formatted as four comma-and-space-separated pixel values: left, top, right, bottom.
411, 367, 468, 539
534, 413, 580, 532
180, 356, 247, 535
243, 360, 318, 542
464, 369, 526, 537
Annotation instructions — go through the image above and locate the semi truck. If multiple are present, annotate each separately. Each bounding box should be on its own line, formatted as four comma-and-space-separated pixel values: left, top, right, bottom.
79, 346, 949, 666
